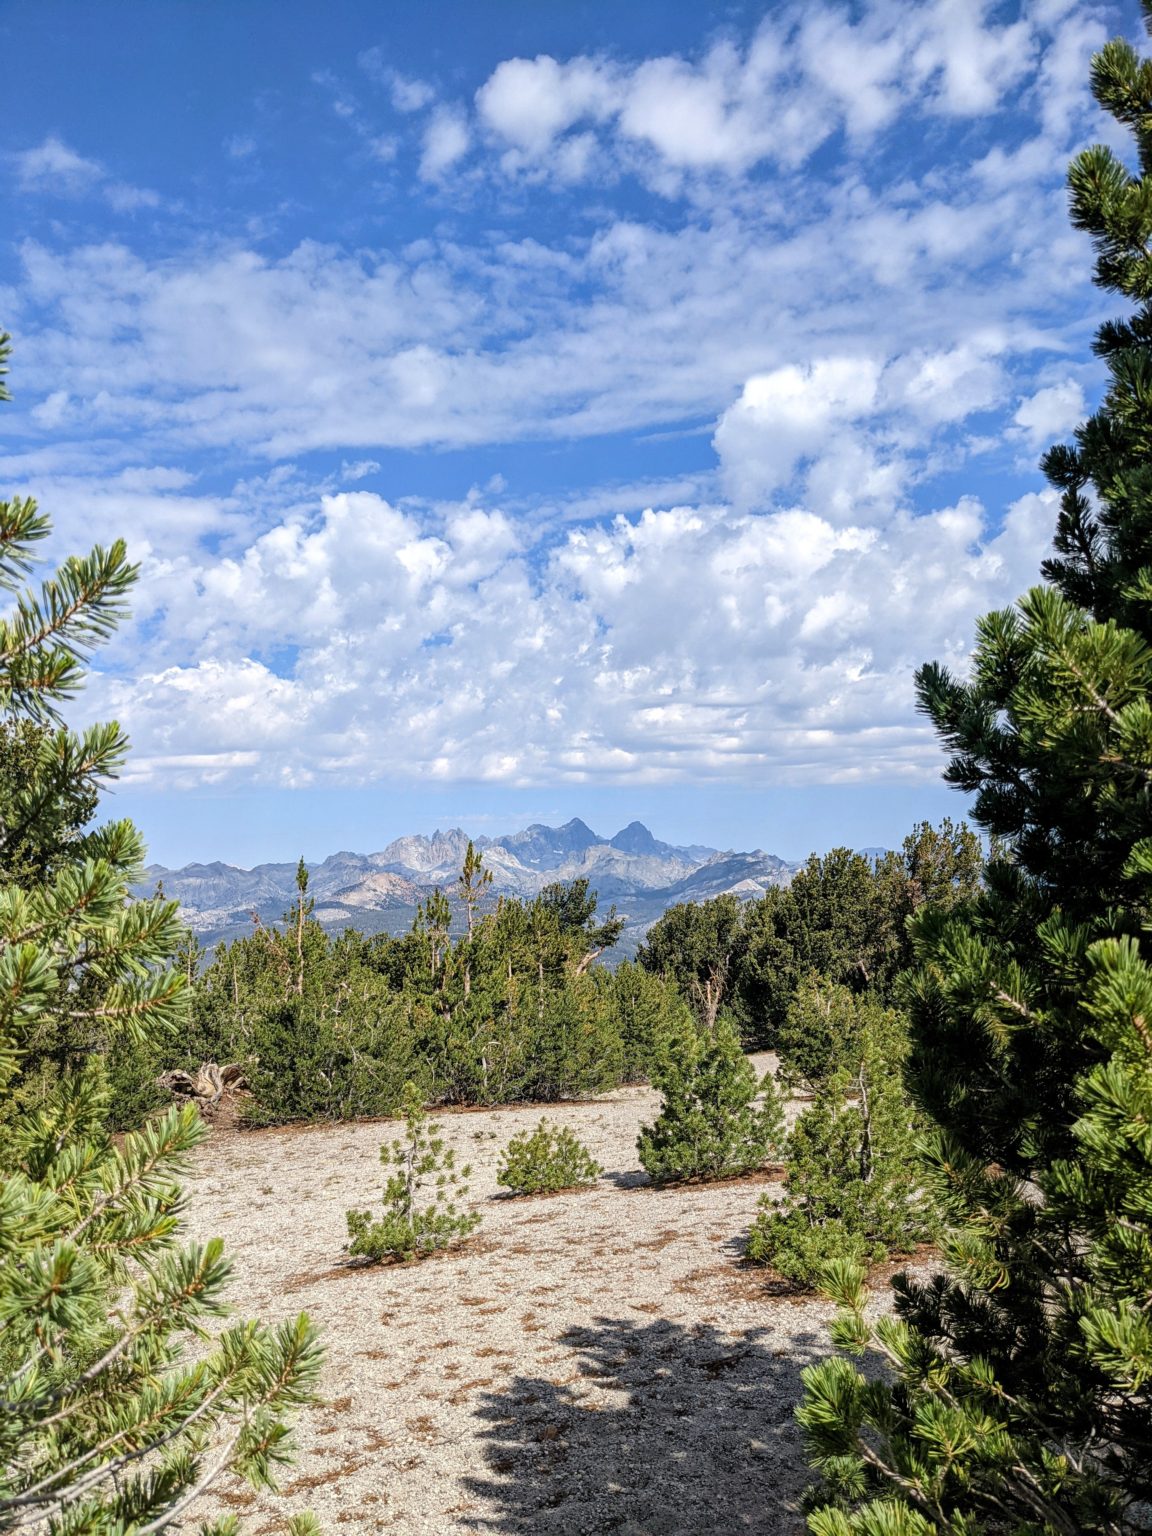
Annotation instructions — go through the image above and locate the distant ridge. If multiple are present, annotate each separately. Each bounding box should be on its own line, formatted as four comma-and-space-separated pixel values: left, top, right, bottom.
135, 819, 800, 958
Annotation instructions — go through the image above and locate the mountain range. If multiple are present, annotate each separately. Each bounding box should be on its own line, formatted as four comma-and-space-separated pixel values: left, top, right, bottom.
135, 818, 799, 958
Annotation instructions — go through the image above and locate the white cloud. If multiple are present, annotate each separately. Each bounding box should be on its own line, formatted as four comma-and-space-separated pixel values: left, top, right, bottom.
30, 389, 71, 429
7, 0, 1112, 802
470, 1, 1052, 189
419, 106, 471, 178
340, 458, 381, 482
11, 135, 161, 212
1012, 378, 1087, 448
714, 358, 884, 506
358, 50, 437, 113
81, 460, 1058, 793
890, 342, 1008, 425
104, 182, 161, 213
476, 55, 617, 155
13, 136, 104, 193
908, 3, 1034, 116
389, 73, 436, 113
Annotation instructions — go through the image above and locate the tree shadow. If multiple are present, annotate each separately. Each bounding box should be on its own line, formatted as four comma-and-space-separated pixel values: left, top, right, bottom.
462, 1314, 823, 1534
602, 1167, 652, 1190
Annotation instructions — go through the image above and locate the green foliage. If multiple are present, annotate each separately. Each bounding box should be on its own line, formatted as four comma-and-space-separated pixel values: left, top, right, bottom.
776, 979, 904, 1094
0, 332, 321, 1533
735, 850, 904, 1043
637, 1016, 783, 1184
0, 718, 100, 887
162, 867, 653, 1124
638, 893, 745, 1030
496, 1117, 602, 1195
346, 1083, 481, 1261
736, 823, 982, 1046
0, 1082, 324, 1534
799, 17, 1152, 1530
538, 876, 625, 972
748, 1005, 932, 1289
900, 817, 983, 919
607, 959, 698, 1082
243, 992, 417, 1126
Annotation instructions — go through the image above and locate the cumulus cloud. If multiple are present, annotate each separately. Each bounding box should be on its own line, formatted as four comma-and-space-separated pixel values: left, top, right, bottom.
420, 105, 471, 178
87, 476, 1057, 792
476, 55, 618, 156
714, 359, 884, 507
6, 0, 1109, 800
1012, 378, 1088, 448
470, 0, 1048, 189
712, 342, 1015, 512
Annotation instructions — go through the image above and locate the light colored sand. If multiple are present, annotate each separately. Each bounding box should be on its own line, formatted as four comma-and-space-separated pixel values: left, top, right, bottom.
182, 1056, 848, 1536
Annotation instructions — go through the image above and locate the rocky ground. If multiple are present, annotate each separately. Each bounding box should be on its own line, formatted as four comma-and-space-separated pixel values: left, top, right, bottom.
183, 1057, 856, 1535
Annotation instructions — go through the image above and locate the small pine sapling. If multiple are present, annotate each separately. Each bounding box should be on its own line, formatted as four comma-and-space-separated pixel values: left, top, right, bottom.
747, 1007, 932, 1288
497, 1118, 603, 1195
346, 1082, 480, 1261
637, 1015, 784, 1184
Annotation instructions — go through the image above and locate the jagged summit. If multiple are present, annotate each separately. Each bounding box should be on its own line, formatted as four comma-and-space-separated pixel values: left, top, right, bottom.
491, 817, 602, 869
136, 818, 800, 955
609, 820, 660, 855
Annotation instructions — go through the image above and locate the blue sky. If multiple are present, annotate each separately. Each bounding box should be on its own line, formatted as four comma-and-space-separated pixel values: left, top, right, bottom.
0, 0, 1128, 866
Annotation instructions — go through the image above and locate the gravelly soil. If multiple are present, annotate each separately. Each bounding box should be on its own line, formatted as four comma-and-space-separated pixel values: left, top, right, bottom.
182, 1056, 847, 1535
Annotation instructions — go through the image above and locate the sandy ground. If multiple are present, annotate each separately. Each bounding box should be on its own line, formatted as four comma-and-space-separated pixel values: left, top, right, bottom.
182, 1056, 847, 1536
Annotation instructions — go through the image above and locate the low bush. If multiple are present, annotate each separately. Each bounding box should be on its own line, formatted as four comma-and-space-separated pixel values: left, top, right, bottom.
346, 1083, 480, 1262
497, 1119, 602, 1195
637, 1015, 783, 1184
747, 1209, 876, 1289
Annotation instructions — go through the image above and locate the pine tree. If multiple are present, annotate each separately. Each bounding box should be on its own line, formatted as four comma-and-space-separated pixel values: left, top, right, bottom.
346, 1081, 480, 1261
797, 18, 1152, 1531
637, 1015, 783, 1184
0, 333, 322, 1533
748, 1001, 932, 1289
607, 959, 697, 1083
638, 894, 746, 1031
456, 838, 492, 941
736, 849, 906, 1042
774, 978, 899, 1094
496, 1118, 602, 1195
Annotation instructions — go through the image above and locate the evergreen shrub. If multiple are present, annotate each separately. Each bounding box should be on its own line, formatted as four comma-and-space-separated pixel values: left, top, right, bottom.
637, 1016, 783, 1184
496, 1118, 602, 1195
746, 1035, 932, 1288
797, 15, 1152, 1528
0, 332, 321, 1532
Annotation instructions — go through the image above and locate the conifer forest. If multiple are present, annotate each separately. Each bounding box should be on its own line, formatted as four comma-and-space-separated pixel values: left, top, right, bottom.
2, 6, 1152, 1536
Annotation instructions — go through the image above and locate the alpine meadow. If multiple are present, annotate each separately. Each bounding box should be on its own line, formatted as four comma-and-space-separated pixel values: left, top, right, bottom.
2, 2, 1151, 1535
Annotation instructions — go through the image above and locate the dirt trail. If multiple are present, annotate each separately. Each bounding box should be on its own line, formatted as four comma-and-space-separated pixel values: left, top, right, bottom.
184, 1056, 841, 1535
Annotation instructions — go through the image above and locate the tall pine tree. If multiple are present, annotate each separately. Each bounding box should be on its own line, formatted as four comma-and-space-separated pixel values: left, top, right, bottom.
798, 15, 1152, 1533
0, 333, 322, 1533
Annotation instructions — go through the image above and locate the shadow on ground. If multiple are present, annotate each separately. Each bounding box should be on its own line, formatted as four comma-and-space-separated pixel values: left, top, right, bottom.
602, 1168, 652, 1190
462, 1314, 823, 1535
